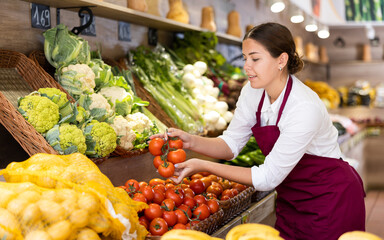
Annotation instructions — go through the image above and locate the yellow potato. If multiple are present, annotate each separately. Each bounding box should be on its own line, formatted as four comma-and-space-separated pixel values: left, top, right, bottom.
56, 188, 78, 203
0, 208, 20, 240
61, 199, 78, 217
70, 209, 89, 228
37, 200, 65, 224
78, 192, 99, 214
47, 220, 72, 240
17, 190, 41, 203
88, 212, 111, 234
21, 203, 42, 226
41, 190, 58, 202
24, 230, 52, 240
7, 198, 29, 216
76, 228, 101, 240
0, 189, 16, 208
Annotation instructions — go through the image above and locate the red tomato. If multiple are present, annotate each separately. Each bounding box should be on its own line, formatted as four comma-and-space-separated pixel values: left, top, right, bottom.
193, 204, 210, 220
183, 196, 196, 209
144, 203, 163, 221
174, 209, 188, 224
165, 189, 184, 207
149, 217, 168, 236
189, 179, 205, 194
153, 156, 164, 169
172, 223, 187, 229
167, 149, 186, 164
165, 183, 175, 191
125, 179, 140, 192
183, 188, 195, 198
158, 162, 175, 178
138, 181, 148, 189
231, 188, 239, 197
181, 178, 190, 185
132, 193, 147, 203
206, 184, 223, 196
206, 199, 219, 214
162, 210, 177, 227
161, 198, 176, 211
152, 189, 165, 205
191, 173, 203, 180
117, 186, 126, 190
165, 179, 175, 185
208, 174, 219, 182
232, 183, 247, 193
205, 192, 217, 200
139, 216, 149, 230
148, 138, 165, 156
140, 185, 154, 202
169, 138, 183, 149
220, 195, 230, 201
153, 184, 166, 194
198, 172, 211, 177
193, 195, 207, 206
222, 189, 235, 199
219, 179, 232, 190
200, 177, 212, 188
149, 178, 165, 187
177, 204, 192, 218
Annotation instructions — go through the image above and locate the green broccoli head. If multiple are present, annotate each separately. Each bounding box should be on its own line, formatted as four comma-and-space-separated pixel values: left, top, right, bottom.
75, 106, 90, 126
83, 120, 117, 157
18, 95, 60, 134
46, 123, 86, 154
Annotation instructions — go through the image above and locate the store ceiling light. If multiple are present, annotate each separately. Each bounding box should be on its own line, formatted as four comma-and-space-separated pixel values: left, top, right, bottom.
317, 25, 330, 39
290, 6, 304, 23
305, 18, 318, 32
269, 0, 285, 13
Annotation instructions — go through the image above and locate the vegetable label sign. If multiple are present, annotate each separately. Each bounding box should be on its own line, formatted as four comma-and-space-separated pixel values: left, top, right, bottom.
31, 3, 51, 29
118, 21, 131, 42
80, 14, 96, 36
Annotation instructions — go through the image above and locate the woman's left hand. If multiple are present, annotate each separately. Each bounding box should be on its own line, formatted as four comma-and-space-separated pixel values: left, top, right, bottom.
170, 158, 204, 184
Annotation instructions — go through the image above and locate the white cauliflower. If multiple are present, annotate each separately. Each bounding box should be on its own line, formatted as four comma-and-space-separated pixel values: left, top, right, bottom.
89, 93, 111, 111
125, 112, 153, 134
110, 116, 136, 151
99, 86, 129, 104
62, 64, 96, 93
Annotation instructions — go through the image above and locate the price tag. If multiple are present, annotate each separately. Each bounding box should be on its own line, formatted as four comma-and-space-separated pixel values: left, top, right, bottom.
31, 3, 51, 29
80, 14, 96, 36
118, 21, 131, 42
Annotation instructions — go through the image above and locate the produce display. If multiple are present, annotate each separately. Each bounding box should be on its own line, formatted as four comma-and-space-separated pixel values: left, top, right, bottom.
21, 24, 162, 158
221, 136, 265, 168
304, 79, 340, 109
0, 153, 148, 240
119, 172, 248, 237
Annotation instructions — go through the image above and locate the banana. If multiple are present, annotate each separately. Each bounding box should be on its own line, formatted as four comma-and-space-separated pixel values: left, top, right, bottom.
225, 224, 280, 240
161, 229, 221, 240
338, 231, 382, 240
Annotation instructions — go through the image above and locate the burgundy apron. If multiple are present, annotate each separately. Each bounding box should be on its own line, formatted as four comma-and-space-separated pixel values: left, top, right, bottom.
251, 76, 365, 240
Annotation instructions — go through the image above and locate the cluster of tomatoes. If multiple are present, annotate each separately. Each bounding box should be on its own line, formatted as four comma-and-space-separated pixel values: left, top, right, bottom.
120, 173, 248, 236
148, 137, 186, 178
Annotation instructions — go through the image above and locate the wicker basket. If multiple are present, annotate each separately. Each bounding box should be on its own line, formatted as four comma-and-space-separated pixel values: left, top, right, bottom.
0, 50, 60, 156
218, 187, 255, 224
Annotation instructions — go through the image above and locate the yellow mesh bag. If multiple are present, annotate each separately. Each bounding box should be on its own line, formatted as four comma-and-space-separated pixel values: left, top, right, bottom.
0, 153, 148, 240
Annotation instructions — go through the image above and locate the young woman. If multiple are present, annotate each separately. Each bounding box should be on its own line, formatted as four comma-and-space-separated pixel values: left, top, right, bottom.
151, 22, 365, 239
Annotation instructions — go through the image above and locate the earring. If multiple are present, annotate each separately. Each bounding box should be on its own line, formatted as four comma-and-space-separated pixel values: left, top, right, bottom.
279, 67, 282, 71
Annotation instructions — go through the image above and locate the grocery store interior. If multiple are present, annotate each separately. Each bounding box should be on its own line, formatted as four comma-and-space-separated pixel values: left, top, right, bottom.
0, 0, 384, 239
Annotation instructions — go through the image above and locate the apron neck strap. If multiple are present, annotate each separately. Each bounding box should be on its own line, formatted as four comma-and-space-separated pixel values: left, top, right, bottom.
255, 75, 293, 127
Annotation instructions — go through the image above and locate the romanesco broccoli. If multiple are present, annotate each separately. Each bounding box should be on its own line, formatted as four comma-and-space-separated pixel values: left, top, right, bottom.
45, 123, 86, 154
18, 95, 60, 134
37, 88, 74, 122
83, 120, 117, 157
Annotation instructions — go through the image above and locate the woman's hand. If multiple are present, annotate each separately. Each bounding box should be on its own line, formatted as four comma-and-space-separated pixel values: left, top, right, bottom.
150, 128, 194, 149
170, 159, 204, 184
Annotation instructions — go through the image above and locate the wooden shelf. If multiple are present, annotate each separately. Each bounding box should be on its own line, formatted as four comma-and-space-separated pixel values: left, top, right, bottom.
329, 60, 384, 65
21, 0, 242, 45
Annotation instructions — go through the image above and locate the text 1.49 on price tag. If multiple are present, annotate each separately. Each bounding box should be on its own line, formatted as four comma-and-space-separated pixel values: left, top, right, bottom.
31, 3, 51, 29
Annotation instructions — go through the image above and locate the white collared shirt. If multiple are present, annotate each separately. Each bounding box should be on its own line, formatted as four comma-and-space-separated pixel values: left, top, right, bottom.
219, 75, 341, 191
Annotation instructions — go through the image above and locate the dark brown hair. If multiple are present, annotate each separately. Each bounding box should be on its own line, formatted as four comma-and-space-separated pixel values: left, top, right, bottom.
243, 22, 303, 74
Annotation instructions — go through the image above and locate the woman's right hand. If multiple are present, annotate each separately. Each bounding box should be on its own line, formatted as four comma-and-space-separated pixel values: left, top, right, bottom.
150, 128, 194, 149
